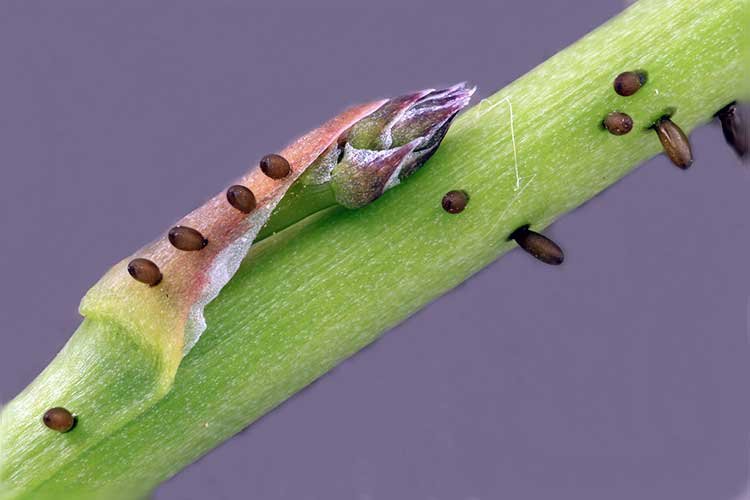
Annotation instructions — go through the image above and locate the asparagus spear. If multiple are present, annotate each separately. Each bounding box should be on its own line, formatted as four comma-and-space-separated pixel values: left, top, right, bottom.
1, 0, 747, 498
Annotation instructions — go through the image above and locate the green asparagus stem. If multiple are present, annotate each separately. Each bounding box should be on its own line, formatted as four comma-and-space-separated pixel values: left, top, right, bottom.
256, 181, 336, 240
1, 0, 747, 498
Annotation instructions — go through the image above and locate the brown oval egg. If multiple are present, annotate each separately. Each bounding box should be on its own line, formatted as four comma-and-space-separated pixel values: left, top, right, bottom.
168, 226, 208, 251
653, 117, 693, 169
127, 258, 162, 286
510, 226, 564, 266
260, 154, 291, 179
226, 185, 257, 214
603, 112, 633, 135
43, 407, 76, 433
717, 102, 748, 160
441, 190, 469, 214
613, 71, 646, 96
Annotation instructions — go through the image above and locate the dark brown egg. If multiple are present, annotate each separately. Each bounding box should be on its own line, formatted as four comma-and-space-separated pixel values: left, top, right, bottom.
127, 258, 162, 286
168, 226, 208, 251
43, 407, 76, 433
653, 117, 693, 169
717, 102, 748, 160
510, 226, 564, 266
603, 112, 633, 135
260, 154, 291, 179
226, 185, 257, 213
441, 190, 469, 214
613, 71, 646, 96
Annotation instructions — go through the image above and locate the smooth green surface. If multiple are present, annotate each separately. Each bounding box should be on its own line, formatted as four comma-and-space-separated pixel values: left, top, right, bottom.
1, 0, 747, 498
256, 181, 337, 240
0, 321, 167, 498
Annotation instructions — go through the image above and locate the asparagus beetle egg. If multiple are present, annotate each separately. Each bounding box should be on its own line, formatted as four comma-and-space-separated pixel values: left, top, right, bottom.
42, 407, 76, 433
510, 226, 564, 266
441, 190, 469, 214
613, 71, 646, 96
226, 185, 257, 214
168, 226, 208, 251
260, 154, 292, 179
127, 258, 163, 286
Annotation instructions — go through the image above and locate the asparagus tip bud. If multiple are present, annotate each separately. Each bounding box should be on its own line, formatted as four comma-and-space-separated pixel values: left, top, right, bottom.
331, 83, 475, 208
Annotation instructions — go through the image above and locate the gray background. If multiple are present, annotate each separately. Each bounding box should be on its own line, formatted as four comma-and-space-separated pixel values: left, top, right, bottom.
0, 1, 748, 499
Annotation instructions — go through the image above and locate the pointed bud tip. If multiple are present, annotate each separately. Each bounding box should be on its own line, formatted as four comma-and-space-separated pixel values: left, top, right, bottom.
331, 82, 475, 209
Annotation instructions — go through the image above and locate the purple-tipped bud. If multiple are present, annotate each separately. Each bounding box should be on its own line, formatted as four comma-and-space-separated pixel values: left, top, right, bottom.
391, 84, 473, 146
347, 90, 432, 150
327, 83, 474, 208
